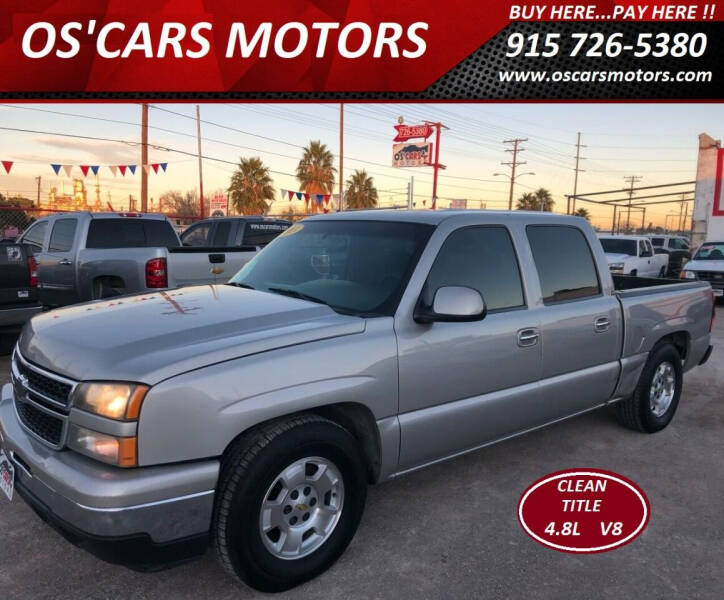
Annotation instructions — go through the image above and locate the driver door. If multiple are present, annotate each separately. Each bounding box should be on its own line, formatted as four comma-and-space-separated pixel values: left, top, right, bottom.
395, 225, 542, 471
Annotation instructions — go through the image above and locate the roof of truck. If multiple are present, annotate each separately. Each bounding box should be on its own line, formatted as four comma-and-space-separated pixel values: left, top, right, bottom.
304, 209, 584, 226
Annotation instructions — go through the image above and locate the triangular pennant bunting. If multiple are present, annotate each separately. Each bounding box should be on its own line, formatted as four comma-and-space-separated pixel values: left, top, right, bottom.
118, 165, 127, 176
1, 161, 13, 174
160, 163, 167, 172
295, 192, 303, 200
323, 194, 330, 205
62, 165, 73, 176
109, 165, 118, 176
151, 163, 159, 174
80, 165, 90, 176
90, 165, 99, 175
128, 165, 136, 175
280, 188, 286, 199
287, 190, 294, 201
142, 165, 150, 174
316, 194, 323, 206
51, 164, 61, 175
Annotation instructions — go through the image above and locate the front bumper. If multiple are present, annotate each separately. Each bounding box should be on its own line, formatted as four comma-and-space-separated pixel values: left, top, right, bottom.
0, 383, 219, 570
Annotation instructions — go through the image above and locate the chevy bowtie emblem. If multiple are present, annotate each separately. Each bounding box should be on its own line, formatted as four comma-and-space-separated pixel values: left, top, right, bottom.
296, 503, 308, 511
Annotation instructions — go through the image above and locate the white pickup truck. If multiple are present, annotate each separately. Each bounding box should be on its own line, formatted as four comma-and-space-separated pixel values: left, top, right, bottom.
598, 234, 669, 277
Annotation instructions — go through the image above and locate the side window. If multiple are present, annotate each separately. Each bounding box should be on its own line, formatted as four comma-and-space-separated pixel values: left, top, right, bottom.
639, 240, 651, 257
423, 226, 525, 312
181, 223, 212, 247
144, 220, 180, 248
670, 238, 688, 250
211, 221, 231, 246
527, 225, 601, 304
21, 221, 47, 251
48, 218, 77, 252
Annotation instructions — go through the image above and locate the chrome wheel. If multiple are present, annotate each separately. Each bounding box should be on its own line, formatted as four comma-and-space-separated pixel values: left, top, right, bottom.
649, 361, 676, 417
259, 456, 344, 560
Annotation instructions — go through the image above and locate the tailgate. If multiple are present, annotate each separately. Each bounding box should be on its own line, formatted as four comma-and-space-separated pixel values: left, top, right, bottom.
167, 247, 257, 286
0, 244, 37, 305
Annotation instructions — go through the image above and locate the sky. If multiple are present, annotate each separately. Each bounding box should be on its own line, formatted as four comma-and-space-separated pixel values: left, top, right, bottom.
0, 102, 721, 230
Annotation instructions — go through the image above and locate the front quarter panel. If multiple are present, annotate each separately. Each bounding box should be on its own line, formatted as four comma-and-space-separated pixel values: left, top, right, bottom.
137, 318, 398, 466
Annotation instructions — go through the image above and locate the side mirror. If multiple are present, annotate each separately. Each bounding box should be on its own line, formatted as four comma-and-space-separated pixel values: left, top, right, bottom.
414, 286, 487, 324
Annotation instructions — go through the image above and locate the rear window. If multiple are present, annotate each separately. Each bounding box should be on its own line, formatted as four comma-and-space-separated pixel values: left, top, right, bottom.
527, 226, 601, 304
242, 222, 290, 247
212, 221, 231, 246
86, 219, 179, 248
22, 221, 47, 251
650, 237, 664, 246
599, 238, 637, 256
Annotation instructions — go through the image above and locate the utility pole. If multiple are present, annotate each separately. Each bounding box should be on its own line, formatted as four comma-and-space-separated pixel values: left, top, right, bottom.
623, 175, 642, 231
408, 176, 414, 209
141, 103, 148, 212
338, 103, 344, 212
35, 176, 41, 207
678, 193, 687, 232
196, 105, 204, 219
683, 200, 689, 234
570, 132, 586, 214
502, 138, 528, 210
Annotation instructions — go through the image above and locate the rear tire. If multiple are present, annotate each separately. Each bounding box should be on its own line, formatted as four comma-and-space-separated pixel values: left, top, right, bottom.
658, 266, 666, 277
214, 414, 367, 592
615, 342, 682, 433
630, 269, 638, 276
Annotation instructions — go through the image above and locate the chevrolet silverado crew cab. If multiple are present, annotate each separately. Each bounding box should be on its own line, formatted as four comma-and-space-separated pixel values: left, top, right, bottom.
0, 211, 715, 592
15, 212, 287, 308
598, 234, 669, 277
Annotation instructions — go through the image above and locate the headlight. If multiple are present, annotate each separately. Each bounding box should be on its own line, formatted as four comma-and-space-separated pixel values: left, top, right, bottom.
681, 270, 697, 280
609, 263, 625, 270
67, 424, 137, 467
74, 382, 148, 420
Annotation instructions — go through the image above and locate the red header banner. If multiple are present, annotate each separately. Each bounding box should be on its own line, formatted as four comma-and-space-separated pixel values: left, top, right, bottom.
0, 1, 722, 94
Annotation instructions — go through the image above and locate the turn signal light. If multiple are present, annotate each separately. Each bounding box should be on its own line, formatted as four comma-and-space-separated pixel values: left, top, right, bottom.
145, 257, 167, 288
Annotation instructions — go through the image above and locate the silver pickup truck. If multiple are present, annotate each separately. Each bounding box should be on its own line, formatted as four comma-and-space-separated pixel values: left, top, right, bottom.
15, 212, 289, 307
0, 211, 715, 592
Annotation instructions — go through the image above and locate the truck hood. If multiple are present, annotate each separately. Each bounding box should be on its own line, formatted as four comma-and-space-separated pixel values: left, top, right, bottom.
685, 259, 724, 272
19, 285, 365, 384
604, 253, 633, 263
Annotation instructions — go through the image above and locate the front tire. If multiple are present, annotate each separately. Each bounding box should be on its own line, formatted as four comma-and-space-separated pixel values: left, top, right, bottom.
615, 342, 683, 433
214, 414, 367, 592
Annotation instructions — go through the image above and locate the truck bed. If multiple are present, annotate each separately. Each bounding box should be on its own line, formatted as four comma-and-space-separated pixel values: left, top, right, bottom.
611, 273, 706, 295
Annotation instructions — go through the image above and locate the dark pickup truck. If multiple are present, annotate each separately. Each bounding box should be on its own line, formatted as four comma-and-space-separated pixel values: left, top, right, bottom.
0, 242, 41, 353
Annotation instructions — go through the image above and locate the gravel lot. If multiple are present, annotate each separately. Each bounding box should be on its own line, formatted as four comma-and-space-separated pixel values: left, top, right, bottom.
1, 307, 722, 600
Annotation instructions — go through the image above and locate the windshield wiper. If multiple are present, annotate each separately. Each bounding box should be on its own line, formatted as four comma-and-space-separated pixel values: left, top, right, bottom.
266, 286, 330, 306
227, 282, 256, 290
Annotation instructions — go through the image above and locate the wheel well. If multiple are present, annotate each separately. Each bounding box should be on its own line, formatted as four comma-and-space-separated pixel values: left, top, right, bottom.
654, 331, 689, 361
92, 275, 126, 297
220, 403, 382, 485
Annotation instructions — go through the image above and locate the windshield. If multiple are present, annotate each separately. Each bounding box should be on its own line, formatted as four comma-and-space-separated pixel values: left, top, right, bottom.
693, 242, 724, 261
599, 238, 637, 256
230, 220, 433, 317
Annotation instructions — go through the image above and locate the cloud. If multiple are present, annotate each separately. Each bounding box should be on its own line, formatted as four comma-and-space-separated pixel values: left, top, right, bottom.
33, 136, 140, 164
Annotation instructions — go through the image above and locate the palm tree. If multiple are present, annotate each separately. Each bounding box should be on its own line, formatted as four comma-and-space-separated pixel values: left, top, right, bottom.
345, 170, 378, 210
296, 141, 336, 201
574, 207, 591, 221
228, 157, 275, 215
516, 188, 555, 212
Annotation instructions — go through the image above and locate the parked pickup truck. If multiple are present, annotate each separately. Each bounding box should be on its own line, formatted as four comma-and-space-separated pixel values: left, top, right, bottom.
0, 211, 714, 592
681, 240, 724, 299
598, 234, 669, 277
14, 212, 288, 309
649, 234, 692, 277
0, 243, 41, 353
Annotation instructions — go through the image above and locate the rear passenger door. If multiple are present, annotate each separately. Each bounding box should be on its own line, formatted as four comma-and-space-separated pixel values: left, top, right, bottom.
526, 225, 621, 415
396, 225, 543, 471
42, 217, 79, 307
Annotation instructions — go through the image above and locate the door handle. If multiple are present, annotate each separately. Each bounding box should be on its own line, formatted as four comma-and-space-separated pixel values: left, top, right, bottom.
58, 259, 72, 266
208, 253, 226, 264
594, 317, 611, 333
517, 328, 539, 347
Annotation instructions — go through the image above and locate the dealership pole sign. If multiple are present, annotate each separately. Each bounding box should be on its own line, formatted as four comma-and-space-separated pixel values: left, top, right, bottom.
210, 192, 228, 217
392, 142, 434, 167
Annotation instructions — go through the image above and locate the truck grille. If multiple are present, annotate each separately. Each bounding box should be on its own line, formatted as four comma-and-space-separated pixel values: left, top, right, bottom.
696, 271, 724, 285
14, 357, 73, 407
11, 350, 76, 448
15, 399, 64, 446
